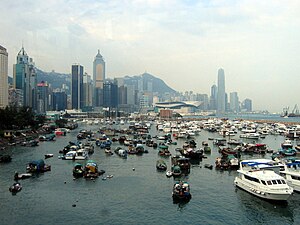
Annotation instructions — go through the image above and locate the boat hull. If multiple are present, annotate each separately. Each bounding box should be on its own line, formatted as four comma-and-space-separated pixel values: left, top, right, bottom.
234, 177, 292, 201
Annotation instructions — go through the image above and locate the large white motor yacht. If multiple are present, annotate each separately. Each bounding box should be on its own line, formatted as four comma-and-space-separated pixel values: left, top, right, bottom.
234, 159, 293, 201
280, 161, 300, 192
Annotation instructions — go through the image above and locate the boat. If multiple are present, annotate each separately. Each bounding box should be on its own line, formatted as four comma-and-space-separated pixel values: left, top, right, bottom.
172, 156, 191, 173
114, 147, 127, 158
172, 181, 191, 201
9, 182, 22, 194
26, 159, 51, 173
83, 160, 105, 178
73, 163, 84, 178
280, 161, 300, 192
281, 139, 293, 150
234, 160, 293, 201
45, 154, 54, 159
14, 172, 32, 180
63, 149, 88, 160
171, 165, 182, 177
179, 148, 204, 160
240, 133, 260, 139
166, 171, 173, 177
156, 159, 167, 171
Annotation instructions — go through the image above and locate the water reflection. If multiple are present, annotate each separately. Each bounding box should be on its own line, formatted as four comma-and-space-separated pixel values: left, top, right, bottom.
235, 187, 294, 223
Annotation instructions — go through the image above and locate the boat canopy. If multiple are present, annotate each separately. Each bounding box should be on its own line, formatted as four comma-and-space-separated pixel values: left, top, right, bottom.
29, 159, 45, 166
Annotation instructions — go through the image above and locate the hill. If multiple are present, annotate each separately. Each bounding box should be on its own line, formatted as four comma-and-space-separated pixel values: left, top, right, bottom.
35, 69, 176, 95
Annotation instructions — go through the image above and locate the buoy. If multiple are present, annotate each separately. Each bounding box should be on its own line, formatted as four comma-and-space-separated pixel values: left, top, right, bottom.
132, 168, 135, 171
64, 181, 67, 184
72, 204, 76, 207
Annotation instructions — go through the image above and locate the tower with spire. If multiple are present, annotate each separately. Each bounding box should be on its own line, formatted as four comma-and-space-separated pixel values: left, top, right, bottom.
93, 50, 106, 107
13, 46, 37, 109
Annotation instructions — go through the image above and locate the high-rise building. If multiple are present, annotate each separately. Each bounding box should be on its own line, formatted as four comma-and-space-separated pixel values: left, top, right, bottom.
93, 50, 105, 107
217, 68, 225, 113
71, 64, 84, 110
230, 92, 239, 113
0, 45, 8, 108
13, 46, 37, 109
83, 72, 93, 110
52, 91, 67, 111
209, 84, 217, 110
37, 81, 49, 113
103, 80, 118, 108
242, 98, 252, 112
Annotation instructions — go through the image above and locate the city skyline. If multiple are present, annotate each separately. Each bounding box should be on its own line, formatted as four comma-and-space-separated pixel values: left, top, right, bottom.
1, 1, 300, 112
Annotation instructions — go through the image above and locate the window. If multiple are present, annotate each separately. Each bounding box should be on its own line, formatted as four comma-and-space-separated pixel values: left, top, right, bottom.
244, 175, 259, 183
282, 180, 286, 184
272, 180, 277, 184
277, 180, 282, 184
261, 180, 266, 185
267, 181, 272, 185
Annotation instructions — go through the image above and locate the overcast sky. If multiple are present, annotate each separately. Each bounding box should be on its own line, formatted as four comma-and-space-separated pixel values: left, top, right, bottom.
1, 0, 300, 112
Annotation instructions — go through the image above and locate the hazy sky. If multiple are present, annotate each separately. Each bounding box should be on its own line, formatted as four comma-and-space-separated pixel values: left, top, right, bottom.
1, 0, 300, 112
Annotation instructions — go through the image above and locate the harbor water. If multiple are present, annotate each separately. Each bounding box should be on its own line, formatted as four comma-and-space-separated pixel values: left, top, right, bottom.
1, 122, 300, 225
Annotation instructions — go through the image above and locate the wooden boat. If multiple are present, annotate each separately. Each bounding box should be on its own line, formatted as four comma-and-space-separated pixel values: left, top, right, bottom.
73, 163, 84, 178
45, 154, 54, 159
26, 159, 51, 173
14, 172, 32, 180
156, 159, 167, 171
172, 181, 191, 201
83, 160, 105, 178
166, 171, 173, 177
9, 182, 22, 194
171, 165, 182, 177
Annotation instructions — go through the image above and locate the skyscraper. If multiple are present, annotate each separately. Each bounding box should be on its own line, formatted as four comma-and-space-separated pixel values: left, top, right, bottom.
230, 92, 239, 113
209, 84, 217, 110
0, 45, 8, 108
103, 80, 118, 108
13, 46, 37, 109
217, 68, 225, 113
37, 81, 49, 113
93, 50, 105, 107
71, 64, 84, 110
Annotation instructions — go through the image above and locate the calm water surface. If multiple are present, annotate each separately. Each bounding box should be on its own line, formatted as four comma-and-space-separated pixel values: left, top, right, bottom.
1, 123, 300, 225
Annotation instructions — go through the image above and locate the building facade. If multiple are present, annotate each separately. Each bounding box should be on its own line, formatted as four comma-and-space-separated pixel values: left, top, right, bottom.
71, 64, 84, 110
13, 47, 37, 109
230, 92, 239, 113
93, 50, 105, 107
0, 45, 8, 108
52, 91, 67, 111
217, 68, 225, 113
37, 81, 49, 113
103, 80, 118, 108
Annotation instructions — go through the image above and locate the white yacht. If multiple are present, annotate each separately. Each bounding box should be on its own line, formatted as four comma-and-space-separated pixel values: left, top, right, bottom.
234, 159, 293, 201
280, 161, 300, 192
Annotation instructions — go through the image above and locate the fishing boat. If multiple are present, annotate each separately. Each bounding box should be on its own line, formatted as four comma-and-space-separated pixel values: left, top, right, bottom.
156, 159, 167, 171
9, 182, 22, 194
171, 165, 182, 177
234, 160, 293, 201
280, 161, 300, 192
114, 147, 127, 158
73, 163, 84, 178
26, 159, 51, 173
166, 171, 173, 177
83, 160, 105, 178
172, 181, 191, 201
14, 172, 32, 180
